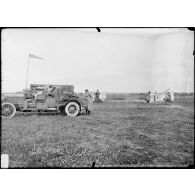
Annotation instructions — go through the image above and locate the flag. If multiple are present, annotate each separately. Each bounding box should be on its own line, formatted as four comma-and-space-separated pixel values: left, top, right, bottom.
29, 53, 44, 60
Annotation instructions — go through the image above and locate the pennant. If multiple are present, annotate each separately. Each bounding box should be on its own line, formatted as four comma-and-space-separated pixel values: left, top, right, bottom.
29, 53, 44, 60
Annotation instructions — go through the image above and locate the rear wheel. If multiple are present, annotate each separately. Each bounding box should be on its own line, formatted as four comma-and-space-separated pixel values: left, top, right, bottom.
1, 102, 16, 118
65, 102, 80, 117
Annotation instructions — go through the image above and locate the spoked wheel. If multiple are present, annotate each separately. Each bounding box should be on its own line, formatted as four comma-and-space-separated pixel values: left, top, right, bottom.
65, 102, 80, 117
1, 102, 16, 118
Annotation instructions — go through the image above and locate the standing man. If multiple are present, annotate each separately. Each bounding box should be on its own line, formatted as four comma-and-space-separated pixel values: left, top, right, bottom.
146, 91, 151, 103
154, 91, 157, 102
84, 89, 93, 115
95, 89, 100, 103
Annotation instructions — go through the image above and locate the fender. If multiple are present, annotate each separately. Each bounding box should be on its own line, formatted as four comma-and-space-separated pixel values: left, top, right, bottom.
63, 97, 87, 109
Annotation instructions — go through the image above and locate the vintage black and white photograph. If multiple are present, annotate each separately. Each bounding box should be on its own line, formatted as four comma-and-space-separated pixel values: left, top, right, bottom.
1, 28, 194, 168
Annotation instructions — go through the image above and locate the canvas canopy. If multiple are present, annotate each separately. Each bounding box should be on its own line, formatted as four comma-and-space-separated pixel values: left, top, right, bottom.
148, 89, 174, 103
30, 84, 74, 93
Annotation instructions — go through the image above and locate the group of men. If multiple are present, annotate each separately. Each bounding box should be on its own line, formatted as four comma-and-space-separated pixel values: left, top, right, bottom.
30, 86, 102, 115
146, 89, 174, 103
31, 85, 56, 100
84, 89, 102, 115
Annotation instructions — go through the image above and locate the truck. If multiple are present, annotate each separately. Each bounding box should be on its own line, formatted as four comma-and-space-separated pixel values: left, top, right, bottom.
1, 84, 90, 118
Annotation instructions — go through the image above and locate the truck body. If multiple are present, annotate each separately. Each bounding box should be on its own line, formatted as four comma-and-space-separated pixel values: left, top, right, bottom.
2, 84, 90, 118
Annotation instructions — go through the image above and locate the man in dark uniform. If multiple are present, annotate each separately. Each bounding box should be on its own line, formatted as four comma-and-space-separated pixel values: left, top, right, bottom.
84, 89, 93, 115
95, 89, 100, 103
145, 91, 151, 103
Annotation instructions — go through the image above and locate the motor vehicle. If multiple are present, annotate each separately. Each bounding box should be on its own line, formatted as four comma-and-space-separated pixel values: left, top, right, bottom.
1, 84, 90, 118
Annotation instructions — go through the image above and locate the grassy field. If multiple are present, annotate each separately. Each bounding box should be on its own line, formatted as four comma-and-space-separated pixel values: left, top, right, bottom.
1, 96, 194, 168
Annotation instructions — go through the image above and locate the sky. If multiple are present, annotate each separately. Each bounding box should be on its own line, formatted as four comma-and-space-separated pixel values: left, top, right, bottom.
1, 28, 194, 93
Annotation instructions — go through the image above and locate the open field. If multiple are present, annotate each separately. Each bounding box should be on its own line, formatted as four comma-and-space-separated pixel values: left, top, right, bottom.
1, 96, 194, 168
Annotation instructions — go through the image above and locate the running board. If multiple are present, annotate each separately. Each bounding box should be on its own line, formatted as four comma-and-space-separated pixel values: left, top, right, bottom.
22, 108, 58, 111
47, 108, 58, 110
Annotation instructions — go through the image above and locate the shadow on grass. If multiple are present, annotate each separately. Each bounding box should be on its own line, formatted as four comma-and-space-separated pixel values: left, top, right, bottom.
16, 112, 89, 118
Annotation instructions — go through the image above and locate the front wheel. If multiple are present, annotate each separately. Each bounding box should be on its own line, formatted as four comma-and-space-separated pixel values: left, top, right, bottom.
1, 102, 16, 118
65, 102, 80, 117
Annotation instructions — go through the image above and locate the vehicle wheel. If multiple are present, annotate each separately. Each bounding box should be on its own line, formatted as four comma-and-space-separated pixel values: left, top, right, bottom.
65, 102, 80, 117
1, 102, 16, 118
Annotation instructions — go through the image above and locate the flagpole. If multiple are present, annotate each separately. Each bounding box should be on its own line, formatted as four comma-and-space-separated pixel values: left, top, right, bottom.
25, 54, 30, 89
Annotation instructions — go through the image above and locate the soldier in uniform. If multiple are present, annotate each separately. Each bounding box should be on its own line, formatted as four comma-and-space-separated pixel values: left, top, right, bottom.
84, 89, 93, 115
95, 89, 100, 103
145, 91, 151, 103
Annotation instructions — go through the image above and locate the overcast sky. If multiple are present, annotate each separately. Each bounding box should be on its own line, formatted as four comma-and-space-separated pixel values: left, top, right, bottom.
1, 28, 194, 93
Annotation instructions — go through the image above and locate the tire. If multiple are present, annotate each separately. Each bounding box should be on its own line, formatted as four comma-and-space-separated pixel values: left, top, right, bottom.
1, 102, 16, 118
65, 101, 80, 117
